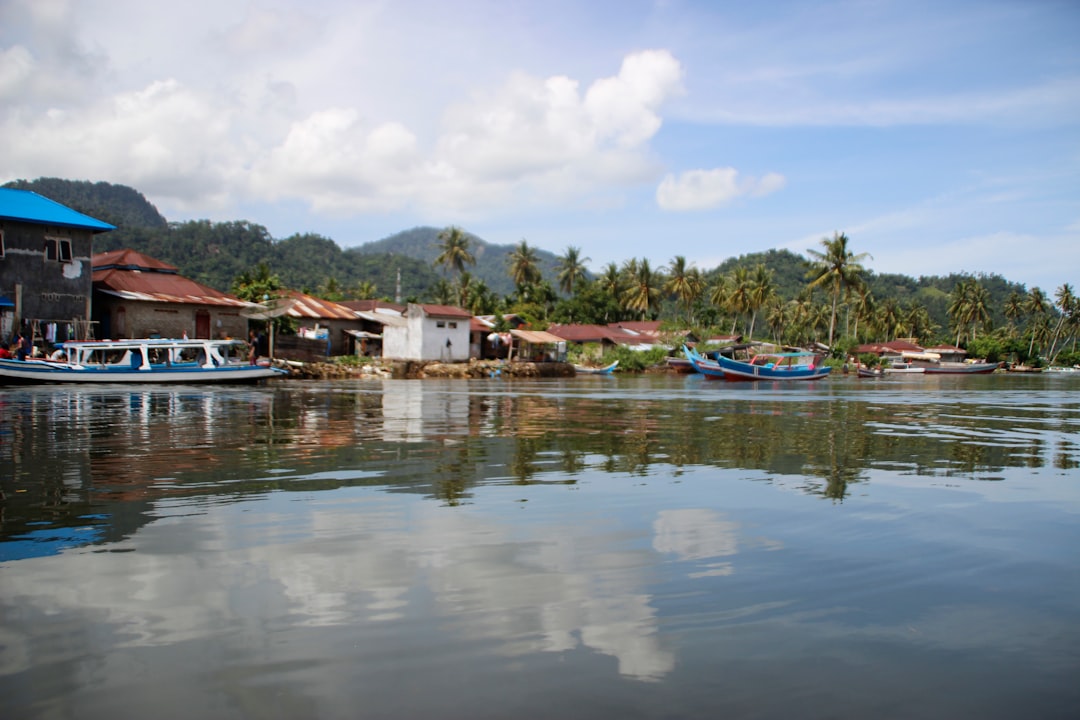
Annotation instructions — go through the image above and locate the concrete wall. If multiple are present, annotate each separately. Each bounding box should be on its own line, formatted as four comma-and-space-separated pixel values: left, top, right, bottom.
0, 220, 94, 334
382, 305, 470, 361
94, 297, 247, 340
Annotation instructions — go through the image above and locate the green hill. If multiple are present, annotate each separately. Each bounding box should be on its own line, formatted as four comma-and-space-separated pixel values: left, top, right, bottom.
355, 226, 563, 297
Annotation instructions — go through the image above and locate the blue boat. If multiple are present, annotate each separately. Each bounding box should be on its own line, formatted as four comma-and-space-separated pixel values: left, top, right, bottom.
684, 345, 830, 382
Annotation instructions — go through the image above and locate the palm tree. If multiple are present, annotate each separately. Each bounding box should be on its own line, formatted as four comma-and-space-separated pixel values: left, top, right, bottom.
508, 239, 543, 292
805, 232, 871, 348
746, 264, 774, 340
1048, 283, 1077, 361
351, 280, 378, 300
1003, 291, 1025, 335
1025, 287, 1050, 359
765, 298, 788, 344
556, 246, 590, 296
664, 256, 703, 324
624, 259, 661, 320
851, 285, 875, 342
876, 298, 902, 342
708, 275, 730, 325
727, 267, 753, 336
434, 226, 475, 281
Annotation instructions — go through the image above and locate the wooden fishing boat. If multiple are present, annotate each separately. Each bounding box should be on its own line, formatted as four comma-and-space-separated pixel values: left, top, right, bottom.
573, 360, 619, 375
857, 366, 885, 378
0, 338, 287, 385
684, 345, 830, 382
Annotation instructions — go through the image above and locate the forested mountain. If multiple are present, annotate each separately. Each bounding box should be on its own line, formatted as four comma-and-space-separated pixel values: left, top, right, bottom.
357, 227, 563, 297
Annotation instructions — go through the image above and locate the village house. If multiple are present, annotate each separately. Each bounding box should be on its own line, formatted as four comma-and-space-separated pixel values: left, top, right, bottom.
0, 188, 115, 345
92, 249, 251, 340
338, 300, 406, 358
382, 303, 472, 362
278, 290, 368, 358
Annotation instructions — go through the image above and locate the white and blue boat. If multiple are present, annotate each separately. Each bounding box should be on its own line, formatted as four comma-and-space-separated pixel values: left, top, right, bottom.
0, 338, 287, 385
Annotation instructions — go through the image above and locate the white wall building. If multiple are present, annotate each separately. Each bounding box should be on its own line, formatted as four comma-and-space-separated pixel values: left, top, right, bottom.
382, 303, 472, 361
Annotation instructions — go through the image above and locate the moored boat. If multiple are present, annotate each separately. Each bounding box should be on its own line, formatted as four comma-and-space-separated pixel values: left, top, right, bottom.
921, 360, 1002, 374
573, 360, 619, 375
685, 345, 830, 382
0, 338, 287, 385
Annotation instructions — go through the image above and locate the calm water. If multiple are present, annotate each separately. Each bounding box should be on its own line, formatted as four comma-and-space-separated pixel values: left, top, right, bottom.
1, 373, 1078, 719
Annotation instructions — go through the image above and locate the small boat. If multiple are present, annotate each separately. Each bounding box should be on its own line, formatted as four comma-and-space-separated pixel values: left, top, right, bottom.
573, 360, 619, 375
0, 338, 288, 385
882, 360, 925, 374
921, 361, 1002, 375
857, 366, 885, 378
685, 345, 830, 382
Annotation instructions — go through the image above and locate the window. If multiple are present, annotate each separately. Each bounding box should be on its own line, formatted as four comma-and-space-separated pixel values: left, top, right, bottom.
44, 237, 73, 263
436, 320, 446, 328
0, 230, 5, 259
448, 321, 458, 329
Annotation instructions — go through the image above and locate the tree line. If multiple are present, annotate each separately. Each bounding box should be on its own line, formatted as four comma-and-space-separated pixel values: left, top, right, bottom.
423, 227, 1078, 367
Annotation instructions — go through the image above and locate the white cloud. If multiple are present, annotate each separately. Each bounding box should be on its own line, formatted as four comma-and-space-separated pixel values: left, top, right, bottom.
656, 167, 785, 211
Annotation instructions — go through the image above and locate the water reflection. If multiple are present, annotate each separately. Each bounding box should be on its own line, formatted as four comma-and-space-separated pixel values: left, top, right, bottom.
3, 377, 1080, 558
2, 376, 1079, 717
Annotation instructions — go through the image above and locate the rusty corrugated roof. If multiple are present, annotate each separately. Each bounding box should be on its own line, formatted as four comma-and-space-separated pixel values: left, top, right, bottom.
284, 290, 361, 320
92, 249, 252, 307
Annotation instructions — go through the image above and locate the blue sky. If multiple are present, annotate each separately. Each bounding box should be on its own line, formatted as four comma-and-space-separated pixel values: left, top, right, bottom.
2, 0, 1077, 292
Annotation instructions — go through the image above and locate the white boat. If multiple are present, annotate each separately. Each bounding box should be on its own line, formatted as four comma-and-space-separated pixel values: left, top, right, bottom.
882, 360, 925, 374
0, 338, 287, 385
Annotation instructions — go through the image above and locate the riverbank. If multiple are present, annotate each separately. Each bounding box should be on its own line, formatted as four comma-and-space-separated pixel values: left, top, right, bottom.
280, 358, 576, 380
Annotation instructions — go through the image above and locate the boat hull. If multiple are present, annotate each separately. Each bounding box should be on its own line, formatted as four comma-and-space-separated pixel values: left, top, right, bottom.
0, 358, 285, 384
921, 362, 1001, 374
573, 360, 619, 375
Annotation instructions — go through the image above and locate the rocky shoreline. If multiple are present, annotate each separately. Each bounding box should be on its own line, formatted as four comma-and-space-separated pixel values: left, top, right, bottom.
279, 358, 577, 380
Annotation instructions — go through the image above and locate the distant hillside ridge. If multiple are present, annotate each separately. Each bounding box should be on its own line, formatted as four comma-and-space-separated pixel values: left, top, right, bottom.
355, 226, 565, 297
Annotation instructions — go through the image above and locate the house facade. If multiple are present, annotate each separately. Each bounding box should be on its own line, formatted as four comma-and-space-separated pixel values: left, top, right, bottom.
0, 188, 115, 344
92, 249, 251, 340
383, 304, 472, 361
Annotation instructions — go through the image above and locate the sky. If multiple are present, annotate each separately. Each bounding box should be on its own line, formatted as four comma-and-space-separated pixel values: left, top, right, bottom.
2, 0, 1078, 292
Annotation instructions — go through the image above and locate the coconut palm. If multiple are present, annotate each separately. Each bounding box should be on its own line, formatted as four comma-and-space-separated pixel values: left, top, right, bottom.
556, 246, 590, 296
508, 240, 543, 292
1025, 287, 1050, 358
434, 226, 475, 280
624, 259, 662, 320
851, 285, 875, 342
805, 232, 871, 348
948, 278, 991, 345
746, 264, 775, 341
727, 267, 753, 336
1048, 283, 1077, 361
1003, 291, 1025, 335
665, 256, 703, 324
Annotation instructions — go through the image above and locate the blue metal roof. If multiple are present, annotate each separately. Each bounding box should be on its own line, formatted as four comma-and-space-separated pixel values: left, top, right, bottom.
0, 188, 116, 232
